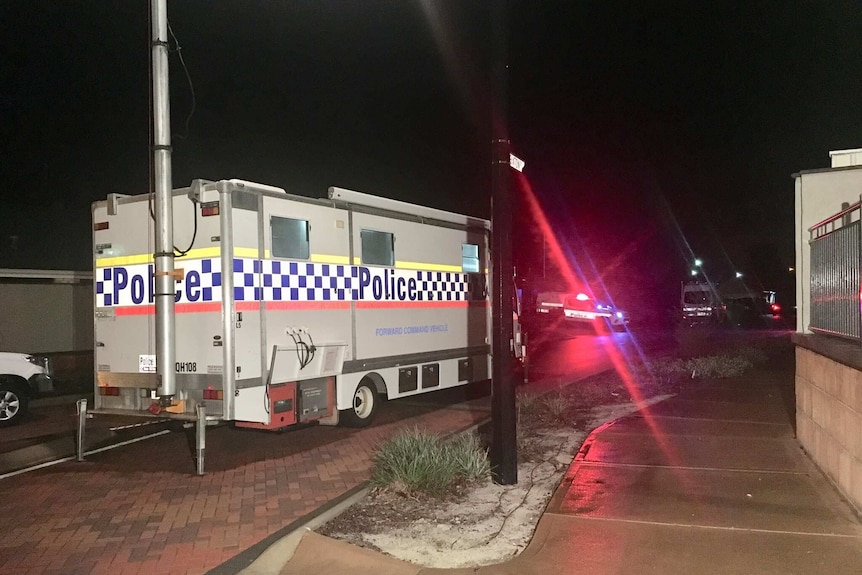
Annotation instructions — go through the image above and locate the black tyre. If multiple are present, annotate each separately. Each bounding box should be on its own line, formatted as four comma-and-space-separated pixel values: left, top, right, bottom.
339, 380, 378, 428
0, 381, 28, 427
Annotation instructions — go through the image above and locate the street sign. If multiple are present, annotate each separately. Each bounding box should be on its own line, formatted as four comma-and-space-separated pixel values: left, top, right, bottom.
509, 153, 525, 172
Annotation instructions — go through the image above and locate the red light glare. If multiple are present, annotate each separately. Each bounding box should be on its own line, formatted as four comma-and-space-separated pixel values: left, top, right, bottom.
516, 173, 581, 293
516, 172, 691, 493
770, 303, 781, 313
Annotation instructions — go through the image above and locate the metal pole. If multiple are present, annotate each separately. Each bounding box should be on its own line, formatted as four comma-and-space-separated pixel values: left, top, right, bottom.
151, 0, 177, 402
195, 404, 206, 475
76, 398, 87, 461
489, 1, 517, 485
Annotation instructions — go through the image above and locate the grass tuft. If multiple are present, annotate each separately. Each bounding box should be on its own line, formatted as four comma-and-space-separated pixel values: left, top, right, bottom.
541, 391, 571, 424
370, 427, 490, 496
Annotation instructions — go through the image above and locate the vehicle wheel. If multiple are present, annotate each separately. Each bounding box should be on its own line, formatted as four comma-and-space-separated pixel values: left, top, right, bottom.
0, 381, 28, 427
340, 380, 378, 428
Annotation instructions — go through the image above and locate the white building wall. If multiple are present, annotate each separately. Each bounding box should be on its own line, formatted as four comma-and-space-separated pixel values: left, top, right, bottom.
793, 166, 862, 333
794, 152, 862, 514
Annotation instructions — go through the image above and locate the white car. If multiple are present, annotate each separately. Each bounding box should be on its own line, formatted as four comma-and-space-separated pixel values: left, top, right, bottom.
0, 352, 53, 426
563, 293, 612, 323
603, 305, 631, 329
562, 295, 630, 331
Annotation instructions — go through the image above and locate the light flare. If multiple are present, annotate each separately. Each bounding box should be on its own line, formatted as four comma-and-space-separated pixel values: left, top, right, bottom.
516, 172, 695, 494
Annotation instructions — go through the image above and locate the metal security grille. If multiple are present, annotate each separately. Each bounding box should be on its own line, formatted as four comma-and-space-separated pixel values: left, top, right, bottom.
809, 201, 861, 340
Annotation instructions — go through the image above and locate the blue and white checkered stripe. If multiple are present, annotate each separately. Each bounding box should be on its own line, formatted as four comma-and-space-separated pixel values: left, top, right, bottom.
410, 270, 470, 302
96, 258, 473, 307
244, 260, 357, 302
95, 259, 222, 307
237, 259, 470, 302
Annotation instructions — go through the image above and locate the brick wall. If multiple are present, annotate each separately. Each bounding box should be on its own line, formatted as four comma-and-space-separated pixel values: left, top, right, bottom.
796, 345, 862, 513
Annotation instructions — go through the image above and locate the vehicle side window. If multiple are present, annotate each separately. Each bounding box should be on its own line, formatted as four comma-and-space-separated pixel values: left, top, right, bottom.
271, 216, 310, 260
360, 229, 394, 266
462, 243, 480, 273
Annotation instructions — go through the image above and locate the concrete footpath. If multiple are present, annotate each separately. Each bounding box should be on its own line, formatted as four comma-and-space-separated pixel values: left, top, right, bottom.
275, 360, 862, 575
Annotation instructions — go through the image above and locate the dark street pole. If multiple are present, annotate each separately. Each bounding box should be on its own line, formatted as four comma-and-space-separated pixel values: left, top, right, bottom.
490, 1, 517, 485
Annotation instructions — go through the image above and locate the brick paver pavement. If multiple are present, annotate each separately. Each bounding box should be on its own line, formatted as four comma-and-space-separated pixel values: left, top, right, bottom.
1, 399, 491, 575
1, 401, 136, 455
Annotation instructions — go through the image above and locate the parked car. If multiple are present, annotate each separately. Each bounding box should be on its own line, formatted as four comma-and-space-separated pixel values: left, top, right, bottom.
0, 352, 53, 426
598, 303, 631, 330
534, 290, 629, 332
562, 293, 613, 325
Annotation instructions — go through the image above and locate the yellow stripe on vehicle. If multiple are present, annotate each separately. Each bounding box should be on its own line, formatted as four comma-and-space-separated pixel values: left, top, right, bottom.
179, 247, 220, 260
98, 251, 462, 273
348, 257, 463, 272
312, 254, 351, 264
95, 253, 153, 267
96, 247, 222, 268
233, 247, 258, 258
396, 261, 462, 272
256, 251, 351, 264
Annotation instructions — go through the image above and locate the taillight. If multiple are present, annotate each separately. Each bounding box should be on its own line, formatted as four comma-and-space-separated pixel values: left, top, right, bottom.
770, 303, 781, 313
201, 201, 220, 217
203, 388, 223, 400
99, 386, 120, 396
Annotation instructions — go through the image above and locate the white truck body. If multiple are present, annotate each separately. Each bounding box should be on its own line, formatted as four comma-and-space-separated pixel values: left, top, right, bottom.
91, 179, 492, 429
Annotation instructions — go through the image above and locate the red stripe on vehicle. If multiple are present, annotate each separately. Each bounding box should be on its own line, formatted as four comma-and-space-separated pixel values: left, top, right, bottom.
355, 301, 474, 309
265, 301, 351, 311
113, 302, 223, 316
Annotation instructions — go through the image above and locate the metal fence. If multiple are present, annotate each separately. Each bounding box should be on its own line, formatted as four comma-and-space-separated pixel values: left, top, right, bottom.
809, 200, 861, 340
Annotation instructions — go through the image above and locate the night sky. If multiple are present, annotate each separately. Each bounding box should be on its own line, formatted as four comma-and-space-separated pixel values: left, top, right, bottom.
3, 1, 862, 316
